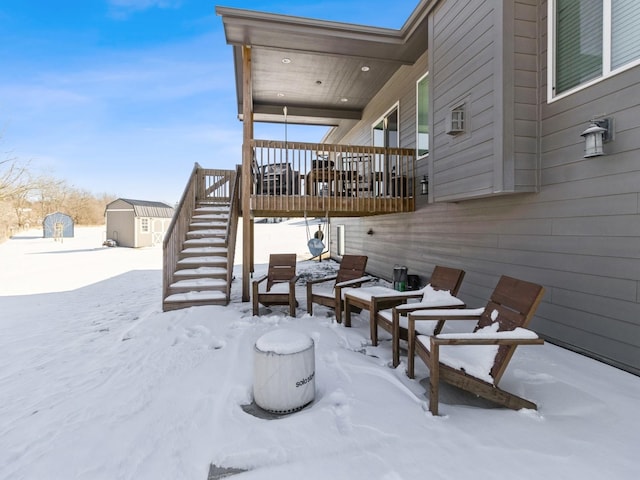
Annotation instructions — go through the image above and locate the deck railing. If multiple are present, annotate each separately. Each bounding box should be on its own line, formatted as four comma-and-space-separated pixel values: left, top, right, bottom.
250, 140, 415, 216
225, 166, 241, 299
163, 163, 200, 307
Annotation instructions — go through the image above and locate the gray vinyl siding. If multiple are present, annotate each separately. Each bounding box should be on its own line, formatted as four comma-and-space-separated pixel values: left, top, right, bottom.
330, 0, 640, 376
429, 0, 539, 201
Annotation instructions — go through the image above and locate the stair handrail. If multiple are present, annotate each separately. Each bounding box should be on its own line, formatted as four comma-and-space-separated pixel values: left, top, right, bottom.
162, 162, 200, 309
225, 165, 241, 300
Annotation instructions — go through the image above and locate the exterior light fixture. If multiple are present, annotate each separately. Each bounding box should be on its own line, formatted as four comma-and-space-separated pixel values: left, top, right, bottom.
281, 58, 291, 64
361, 65, 370, 72
420, 175, 428, 195
340, 98, 348, 103
581, 118, 612, 158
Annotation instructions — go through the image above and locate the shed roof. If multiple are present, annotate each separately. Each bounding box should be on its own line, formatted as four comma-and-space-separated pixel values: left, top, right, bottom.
107, 198, 175, 218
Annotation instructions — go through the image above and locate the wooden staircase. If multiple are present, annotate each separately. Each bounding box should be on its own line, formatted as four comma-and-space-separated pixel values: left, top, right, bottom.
163, 166, 240, 311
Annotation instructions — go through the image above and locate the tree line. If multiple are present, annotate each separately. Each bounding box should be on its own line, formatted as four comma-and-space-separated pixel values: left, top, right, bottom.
1, 152, 116, 242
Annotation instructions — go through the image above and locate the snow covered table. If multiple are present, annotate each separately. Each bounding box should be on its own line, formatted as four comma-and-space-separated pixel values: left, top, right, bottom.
253, 329, 315, 414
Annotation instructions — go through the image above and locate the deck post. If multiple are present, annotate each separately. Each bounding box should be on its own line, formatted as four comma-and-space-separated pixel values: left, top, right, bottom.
242, 45, 253, 302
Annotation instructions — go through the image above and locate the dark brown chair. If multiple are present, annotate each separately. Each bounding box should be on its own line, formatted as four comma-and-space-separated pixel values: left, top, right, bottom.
306, 255, 370, 322
376, 266, 466, 367
252, 253, 298, 316
407, 275, 545, 415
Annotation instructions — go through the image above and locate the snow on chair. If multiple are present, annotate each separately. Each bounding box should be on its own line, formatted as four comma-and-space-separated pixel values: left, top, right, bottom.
406, 275, 545, 415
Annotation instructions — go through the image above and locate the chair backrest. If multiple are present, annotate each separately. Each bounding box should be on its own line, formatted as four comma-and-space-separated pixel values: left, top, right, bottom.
335, 255, 368, 285
429, 266, 466, 296
266, 253, 297, 291
475, 275, 545, 383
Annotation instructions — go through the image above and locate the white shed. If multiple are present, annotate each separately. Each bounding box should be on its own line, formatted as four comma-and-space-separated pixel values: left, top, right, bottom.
105, 198, 174, 248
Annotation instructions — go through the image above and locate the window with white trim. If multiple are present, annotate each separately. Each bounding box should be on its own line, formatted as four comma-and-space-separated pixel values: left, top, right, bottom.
551, 0, 640, 98
141, 218, 150, 233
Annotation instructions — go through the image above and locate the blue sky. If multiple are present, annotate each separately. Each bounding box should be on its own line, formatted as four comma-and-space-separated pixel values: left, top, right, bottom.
0, 1, 417, 203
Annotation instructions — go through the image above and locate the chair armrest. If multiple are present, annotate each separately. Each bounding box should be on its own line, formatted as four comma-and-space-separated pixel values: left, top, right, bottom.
252, 274, 268, 286
288, 275, 300, 286
335, 276, 376, 288
433, 328, 543, 345
409, 307, 485, 321
395, 299, 466, 314
306, 275, 338, 286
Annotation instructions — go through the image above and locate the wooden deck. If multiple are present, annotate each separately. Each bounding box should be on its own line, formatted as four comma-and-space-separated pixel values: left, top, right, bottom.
251, 194, 414, 217
249, 140, 416, 217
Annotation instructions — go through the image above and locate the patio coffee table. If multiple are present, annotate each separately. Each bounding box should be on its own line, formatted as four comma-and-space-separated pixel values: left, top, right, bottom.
343, 286, 464, 346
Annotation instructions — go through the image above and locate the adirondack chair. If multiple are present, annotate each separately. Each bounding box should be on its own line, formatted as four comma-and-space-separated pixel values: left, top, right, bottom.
252, 253, 299, 316
343, 266, 466, 351
306, 255, 372, 322
406, 275, 545, 415
376, 266, 466, 367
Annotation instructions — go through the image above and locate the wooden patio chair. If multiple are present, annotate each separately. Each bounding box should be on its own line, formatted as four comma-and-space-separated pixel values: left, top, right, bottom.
306, 255, 372, 322
377, 266, 466, 367
343, 266, 466, 351
252, 253, 298, 316
406, 275, 545, 415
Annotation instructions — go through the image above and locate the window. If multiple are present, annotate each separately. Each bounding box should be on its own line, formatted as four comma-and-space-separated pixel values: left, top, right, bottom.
141, 218, 150, 233
446, 103, 466, 135
372, 104, 399, 149
416, 73, 429, 157
551, 0, 640, 98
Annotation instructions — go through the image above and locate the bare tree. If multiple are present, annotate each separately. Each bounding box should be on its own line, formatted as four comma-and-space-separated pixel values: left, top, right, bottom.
0, 155, 29, 201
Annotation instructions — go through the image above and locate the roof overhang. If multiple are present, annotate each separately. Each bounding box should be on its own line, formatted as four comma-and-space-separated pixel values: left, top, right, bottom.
216, 3, 430, 126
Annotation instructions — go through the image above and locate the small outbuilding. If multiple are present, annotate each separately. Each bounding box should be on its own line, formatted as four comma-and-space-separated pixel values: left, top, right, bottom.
43, 212, 74, 240
105, 198, 174, 248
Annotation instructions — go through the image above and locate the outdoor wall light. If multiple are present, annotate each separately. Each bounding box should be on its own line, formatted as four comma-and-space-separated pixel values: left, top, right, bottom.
420, 175, 428, 195
367, 228, 374, 235
581, 118, 612, 158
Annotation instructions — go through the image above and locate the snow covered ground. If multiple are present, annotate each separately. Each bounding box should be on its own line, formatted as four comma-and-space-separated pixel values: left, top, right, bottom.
1, 224, 639, 479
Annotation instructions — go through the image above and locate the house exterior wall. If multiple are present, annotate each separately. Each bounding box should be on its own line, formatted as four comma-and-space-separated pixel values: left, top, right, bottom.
330, 0, 640, 375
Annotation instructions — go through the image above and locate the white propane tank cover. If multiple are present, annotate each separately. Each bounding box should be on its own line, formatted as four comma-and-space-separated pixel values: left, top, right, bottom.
253, 329, 315, 414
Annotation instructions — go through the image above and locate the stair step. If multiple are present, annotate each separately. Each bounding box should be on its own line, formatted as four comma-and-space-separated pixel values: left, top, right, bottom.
192, 214, 228, 222
180, 246, 227, 258
169, 278, 227, 294
190, 221, 227, 230
183, 238, 226, 247
174, 266, 227, 279
163, 290, 228, 310
177, 256, 227, 267
186, 229, 227, 239
195, 206, 229, 213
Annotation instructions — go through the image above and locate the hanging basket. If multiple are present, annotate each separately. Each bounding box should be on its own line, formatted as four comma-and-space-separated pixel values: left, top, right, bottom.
307, 238, 325, 257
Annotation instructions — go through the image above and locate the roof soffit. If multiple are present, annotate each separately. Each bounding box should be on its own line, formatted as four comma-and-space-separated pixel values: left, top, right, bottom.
216, 4, 430, 126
